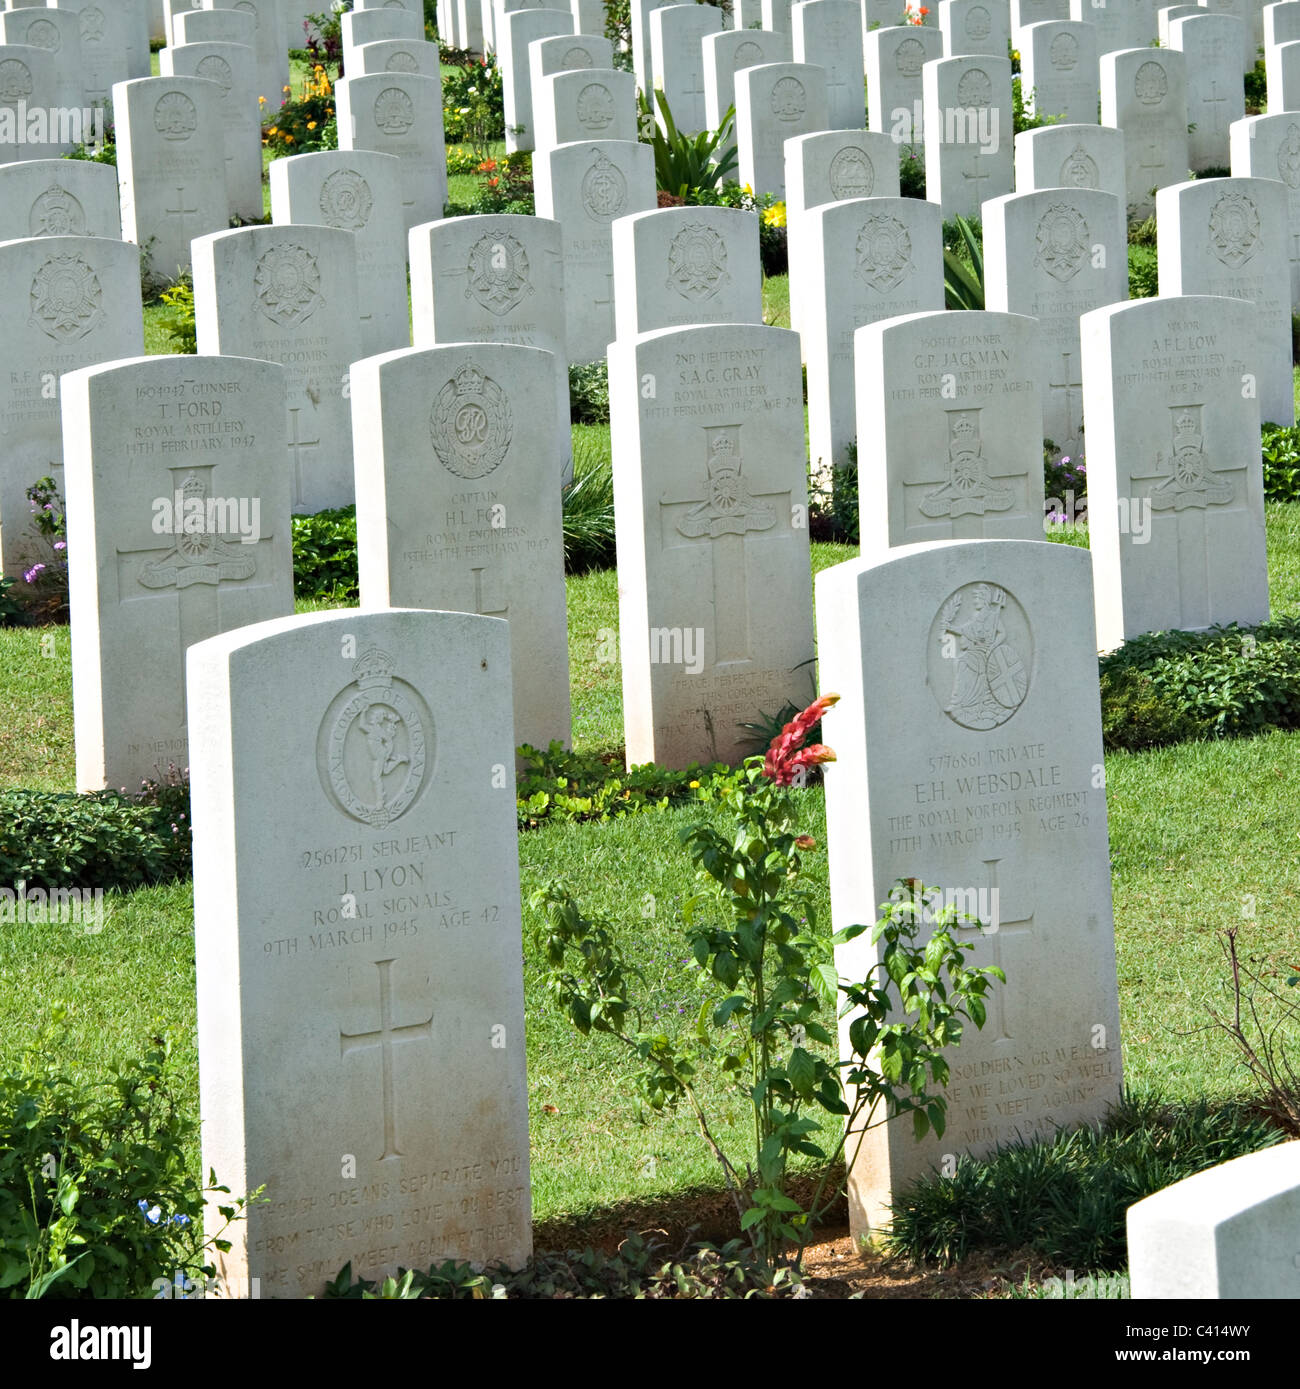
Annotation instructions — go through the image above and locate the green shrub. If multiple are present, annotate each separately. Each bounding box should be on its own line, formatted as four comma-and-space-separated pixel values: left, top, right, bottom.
1245, 58, 1267, 114
694, 181, 787, 274
568, 361, 610, 425
1127, 243, 1158, 298
808, 449, 859, 544
943, 215, 984, 310
1261, 423, 1300, 502
441, 54, 506, 150
262, 62, 336, 154
639, 89, 739, 201
561, 437, 616, 573
0, 575, 24, 628
899, 144, 925, 199
292, 505, 359, 603
445, 152, 534, 216
157, 275, 197, 353
1012, 76, 1059, 134
0, 1014, 249, 1299
885, 1092, 1281, 1270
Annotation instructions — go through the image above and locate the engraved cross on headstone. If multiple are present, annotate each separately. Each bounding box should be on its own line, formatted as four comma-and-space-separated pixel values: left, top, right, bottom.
165, 185, 199, 221
960, 146, 991, 210
1047, 349, 1083, 446
957, 856, 1036, 1044
471, 563, 508, 617
339, 957, 434, 1161
1203, 78, 1229, 137
287, 405, 321, 511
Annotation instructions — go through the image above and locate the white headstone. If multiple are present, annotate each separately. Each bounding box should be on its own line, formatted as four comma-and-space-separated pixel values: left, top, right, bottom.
193, 225, 361, 512
650, 1, 724, 133
922, 54, 1014, 218
532, 138, 656, 363
528, 31, 616, 105
352, 342, 572, 755
410, 212, 572, 484
189, 607, 531, 1299
51, 0, 130, 108
354, 37, 444, 76
1011, 0, 1071, 42
64, 354, 293, 792
533, 67, 638, 149
0, 43, 62, 162
762, 0, 796, 31
1157, 3, 1203, 46
1100, 46, 1189, 220
610, 322, 816, 769
791, 1, 864, 131
1014, 122, 1127, 199
0, 234, 143, 580
1266, 37, 1300, 109
939, 0, 1012, 57
337, 73, 449, 232
985, 187, 1126, 464
162, 0, 200, 48
202, 0, 290, 116
1200, 0, 1262, 72
856, 310, 1047, 554
632, 0, 683, 91
733, 0, 764, 25
1018, 20, 1100, 125
500, 7, 574, 152
612, 205, 763, 339
1068, 0, 1157, 52
175, 5, 255, 45
1264, 0, 1300, 49
113, 75, 231, 282
341, 3, 424, 68
1082, 294, 1269, 647
735, 61, 830, 197
456, 0, 485, 53
270, 149, 410, 359
804, 196, 945, 473
1230, 112, 1300, 309
864, 23, 942, 142
0, 9, 82, 139
702, 28, 792, 135
1157, 176, 1294, 423
1169, 13, 1245, 170
0, 158, 121, 239
816, 537, 1122, 1237
1127, 1144, 1300, 1299
160, 41, 263, 220
124, 0, 153, 79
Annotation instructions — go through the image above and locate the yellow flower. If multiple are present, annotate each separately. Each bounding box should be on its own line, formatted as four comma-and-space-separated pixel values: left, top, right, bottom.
284, 134, 295, 143
282, 84, 290, 93
742, 182, 753, 195
258, 95, 266, 106
267, 126, 278, 135
762, 202, 787, 228
306, 121, 317, 130
689, 780, 700, 789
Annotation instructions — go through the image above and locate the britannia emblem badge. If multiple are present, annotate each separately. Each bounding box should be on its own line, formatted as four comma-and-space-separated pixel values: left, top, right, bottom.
1149, 405, 1235, 510
1277, 124, 1300, 190
770, 77, 808, 121
957, 68, 992, 108
1207, 191, 1259, 268
386, 50, 420, 72
895, 37, 926, 78
829, 146, 874, 199
931, 584, 1032, 731
1049, 32, 1078, 71
0, 59, 34, 106
154, 91, 198, 140
855, 215, 913, 292
30, 255, 103, 343
29, 185, 86, 237
576, 82, 615, 132
429, 363, 513, 479
253, 243, 322, 327
318, 647, 433, 829
666, 224, 728, 301
465, 232, 532, 316
581, 149, 627, 221
920, 408, 1015, 519
1034, 203, 1089, 282
1059, 144, 1099, 189
319, 169, 374, 230
1134, 61, 1167, 105
374, 86, 415, 134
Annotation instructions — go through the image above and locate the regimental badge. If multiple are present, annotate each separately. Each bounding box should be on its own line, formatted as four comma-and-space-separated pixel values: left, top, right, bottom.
770, 77, 808, 121
1049, 32, 1078, 71
80, 6, 105, 44
933, 583, 1032, 731
735, 41, 765, 68
957, 67, 991, 108
373, 86, 415, 134
855, 214, 913, 292
1277, 124, 1300, 190
829, 146, 874, 199
895, 37, 926, 78
319, 169, 374, 230
1059, 144, 1099, 189
386, 50, 419, 72
1034, 203, 1090, 282
1149, 404, 1235, 510
0, 59, 34, 106
920, 408, 1015, 519
138, 471, 257, 590
966, 5, 992, 39
576, 82, 615, 132
24, 19, 60, 51
154, 91, 198, 140
562, 45, 594, 68
196, 55, 233, 103
1134, 61, 1167, 106
677, 426, 776, 540
1207, 190, 1259, 268
318, 647, 433, 829
581, 149, 627, 221
29, 185, 86, 237
29, 255, 103, 342
465, 232, 532, 316
253, 243, 322, 327
666, 224, 729, 301
429, 363, 513, 479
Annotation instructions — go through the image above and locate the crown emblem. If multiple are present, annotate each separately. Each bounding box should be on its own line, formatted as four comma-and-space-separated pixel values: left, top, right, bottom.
352, 646, 397, 694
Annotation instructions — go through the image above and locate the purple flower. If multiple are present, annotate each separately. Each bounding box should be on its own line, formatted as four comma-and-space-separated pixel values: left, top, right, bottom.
53, 540, 66, 552
23, 563, 45, 583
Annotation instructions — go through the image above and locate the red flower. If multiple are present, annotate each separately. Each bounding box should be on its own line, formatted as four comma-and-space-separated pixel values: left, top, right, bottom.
763, 694, 839, 786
